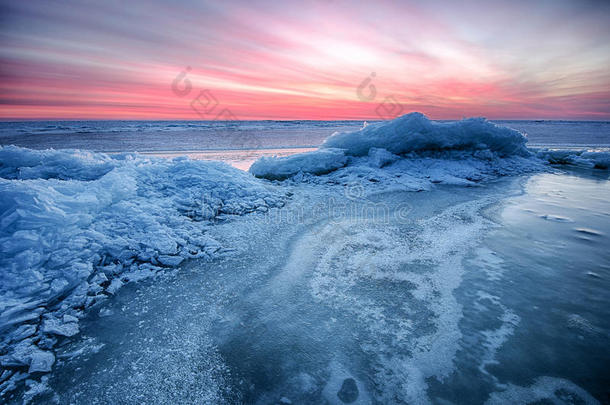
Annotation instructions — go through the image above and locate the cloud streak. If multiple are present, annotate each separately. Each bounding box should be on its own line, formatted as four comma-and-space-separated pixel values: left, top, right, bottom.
0, 0, 609, 119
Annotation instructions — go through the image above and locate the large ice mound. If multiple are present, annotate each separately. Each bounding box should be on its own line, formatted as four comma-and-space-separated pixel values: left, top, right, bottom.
321, 112, 530, 157
0, 146, 284, 397
250, 112, 538, 185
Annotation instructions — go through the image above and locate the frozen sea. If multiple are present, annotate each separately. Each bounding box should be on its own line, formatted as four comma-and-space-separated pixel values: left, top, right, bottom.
1, 119, 609, 169
0, 117, 609, 404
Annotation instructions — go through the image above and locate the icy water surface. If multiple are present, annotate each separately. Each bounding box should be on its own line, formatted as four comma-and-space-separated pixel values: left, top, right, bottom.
26, 168, 609, 404
2, 120, 609, 169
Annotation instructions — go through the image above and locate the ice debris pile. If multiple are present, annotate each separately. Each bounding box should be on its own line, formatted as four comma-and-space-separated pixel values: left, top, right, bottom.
250, 112, 539, 185
535, 148, 610, 169
320, 112, 530, 157
0, 146, 284, 397
250, 113, 608, 187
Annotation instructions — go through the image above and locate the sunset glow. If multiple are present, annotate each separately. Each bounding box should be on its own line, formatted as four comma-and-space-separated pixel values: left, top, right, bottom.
1, 0, 609, 120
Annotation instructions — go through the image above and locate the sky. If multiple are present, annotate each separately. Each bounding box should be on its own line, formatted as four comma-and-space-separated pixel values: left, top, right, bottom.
0, 0, 609, 120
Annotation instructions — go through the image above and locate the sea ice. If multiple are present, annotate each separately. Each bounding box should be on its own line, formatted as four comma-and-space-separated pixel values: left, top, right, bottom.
250, 114, 608, 186
1, 112, 606, 401
0, 146, 285, 397
27, 351, 55, 373
321, 112, 530, 157
536, 148, 610, 169
486, 376, 600, 405
249, 148, 347, 180
322, 361, 371, 405
41, 317, 79, 337
250, 113, 545, 192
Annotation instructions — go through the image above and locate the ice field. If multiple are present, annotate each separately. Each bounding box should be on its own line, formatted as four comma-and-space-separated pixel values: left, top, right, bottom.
0, 114, 608, 404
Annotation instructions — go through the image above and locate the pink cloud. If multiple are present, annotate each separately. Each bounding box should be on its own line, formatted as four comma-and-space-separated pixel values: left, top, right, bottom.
1, 0, 608, 120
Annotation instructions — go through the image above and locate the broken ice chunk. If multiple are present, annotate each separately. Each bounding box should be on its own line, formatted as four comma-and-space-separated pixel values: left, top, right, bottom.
42, 317, 79, 337
28, 351, 55, 373
157, 255, 185, 267
106, 278, 123, 295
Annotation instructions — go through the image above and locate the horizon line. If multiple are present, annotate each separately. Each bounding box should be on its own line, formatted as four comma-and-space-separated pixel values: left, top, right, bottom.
1, 117, 610, 123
